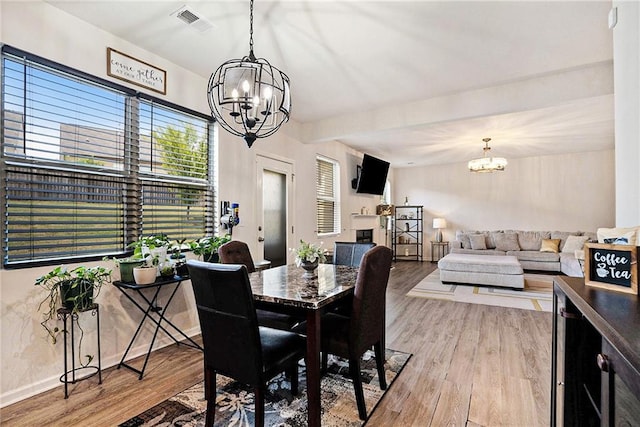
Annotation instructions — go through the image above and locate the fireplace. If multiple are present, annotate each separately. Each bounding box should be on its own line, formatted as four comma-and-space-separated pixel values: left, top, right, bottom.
355, 229, 374, 243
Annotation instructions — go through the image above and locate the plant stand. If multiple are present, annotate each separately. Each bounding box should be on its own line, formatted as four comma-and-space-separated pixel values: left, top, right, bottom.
57, 304, 102, 398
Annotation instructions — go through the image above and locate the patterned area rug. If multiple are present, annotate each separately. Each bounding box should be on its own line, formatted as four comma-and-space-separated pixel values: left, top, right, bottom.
119, 348, 411, 427
406, 269, 554, 312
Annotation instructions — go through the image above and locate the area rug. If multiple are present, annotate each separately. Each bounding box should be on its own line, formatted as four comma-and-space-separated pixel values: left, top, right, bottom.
119, 348, 411, 427
406, 269, 554, 312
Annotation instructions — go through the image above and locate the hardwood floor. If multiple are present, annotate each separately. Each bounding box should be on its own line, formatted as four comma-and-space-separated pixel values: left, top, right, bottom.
1, 261, 551, 426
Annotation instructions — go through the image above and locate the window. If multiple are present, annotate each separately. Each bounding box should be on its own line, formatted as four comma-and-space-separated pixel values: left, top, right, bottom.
316, 156, 340, 235
1, 46, 214, 266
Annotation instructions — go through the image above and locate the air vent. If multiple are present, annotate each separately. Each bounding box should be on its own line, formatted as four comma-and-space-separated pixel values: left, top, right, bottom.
171, 5, 214, 33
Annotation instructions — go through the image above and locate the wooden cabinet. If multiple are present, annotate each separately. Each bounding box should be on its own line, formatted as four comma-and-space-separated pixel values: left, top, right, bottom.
392, 205, 423, 261
552, 276, 640, 426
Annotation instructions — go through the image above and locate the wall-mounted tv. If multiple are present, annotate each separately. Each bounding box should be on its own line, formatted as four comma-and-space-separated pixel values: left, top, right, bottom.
352, 153, 390, 195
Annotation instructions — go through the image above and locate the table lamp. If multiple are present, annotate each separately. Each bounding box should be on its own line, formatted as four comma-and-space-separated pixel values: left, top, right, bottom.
433, 218, 447, 242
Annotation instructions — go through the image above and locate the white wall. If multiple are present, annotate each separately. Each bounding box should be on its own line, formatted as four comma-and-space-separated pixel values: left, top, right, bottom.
0, 1, 371, 406
393, 150, 615, 257
613, 1, 640, 226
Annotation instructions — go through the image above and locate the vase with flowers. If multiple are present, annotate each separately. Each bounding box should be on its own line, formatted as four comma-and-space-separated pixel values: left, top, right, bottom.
291, 239, 326, 279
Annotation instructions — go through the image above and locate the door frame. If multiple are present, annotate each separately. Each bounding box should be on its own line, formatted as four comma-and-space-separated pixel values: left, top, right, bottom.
255, 153, 295, 264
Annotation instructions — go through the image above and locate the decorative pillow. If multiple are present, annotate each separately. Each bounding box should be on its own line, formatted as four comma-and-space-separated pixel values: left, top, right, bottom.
458, 233, 472, 249
494, 232, 520, 251
551, 231, 581, 252
561, 235, 590, 253
469, 234, 487, 250
517, 231, 550, 251
482, 231, 497, 249
597, 227, 638, 246
540, 238, 561, 253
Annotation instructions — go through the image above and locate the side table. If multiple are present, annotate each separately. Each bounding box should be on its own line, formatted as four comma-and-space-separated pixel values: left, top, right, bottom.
431, 241, 450, 262
57, 304, 102, 398
112, 275, 203, 380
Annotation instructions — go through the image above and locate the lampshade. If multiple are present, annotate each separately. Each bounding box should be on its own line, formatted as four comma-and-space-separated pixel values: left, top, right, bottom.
433, 218, 447, 229
468, 138, 507, 173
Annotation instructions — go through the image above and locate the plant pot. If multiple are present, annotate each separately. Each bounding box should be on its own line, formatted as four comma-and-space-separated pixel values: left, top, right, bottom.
60, 279, 94, 311
175, 262, 189, 277
203, 252, 219, 263
133, 267, 158, 285
117, 259, 144, 283
301, 260, 319, 279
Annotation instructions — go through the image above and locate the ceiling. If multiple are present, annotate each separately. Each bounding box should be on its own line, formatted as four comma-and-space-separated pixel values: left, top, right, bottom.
45, 0, 615, 167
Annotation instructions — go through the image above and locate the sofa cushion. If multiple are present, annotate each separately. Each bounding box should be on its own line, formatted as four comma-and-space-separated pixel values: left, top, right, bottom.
481, 231, 498, 249
494, 232, 520, 251
562, 235, 590, 253
540, 238, 561, 253
469, 234, 487, 250
450, 248, 506, 256
517, 231, 550, 251
508, 250, 559, 262
551, 231, 582, 251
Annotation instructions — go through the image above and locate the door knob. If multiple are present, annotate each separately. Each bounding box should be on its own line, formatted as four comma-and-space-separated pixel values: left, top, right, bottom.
258, 237, 265, 242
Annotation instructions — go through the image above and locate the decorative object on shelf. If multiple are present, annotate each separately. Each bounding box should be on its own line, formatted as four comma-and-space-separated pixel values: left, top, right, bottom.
207, 0, 291, 148
468, 137, 507, 173
376, 204, 394, 216
433, 218, 447, 242
583, 243, 638, 294
291, 239, 326, 278
35, 265, 112, 367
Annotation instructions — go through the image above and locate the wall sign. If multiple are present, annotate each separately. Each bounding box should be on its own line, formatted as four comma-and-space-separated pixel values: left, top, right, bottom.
107, 48, 166, 95
584, 243, 638, 295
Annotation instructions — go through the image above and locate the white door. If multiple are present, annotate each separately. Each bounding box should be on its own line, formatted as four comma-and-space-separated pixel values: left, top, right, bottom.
256, 155, 294, 267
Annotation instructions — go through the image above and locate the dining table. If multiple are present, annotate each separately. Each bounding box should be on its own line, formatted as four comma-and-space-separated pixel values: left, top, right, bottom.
248, 262, 359, 427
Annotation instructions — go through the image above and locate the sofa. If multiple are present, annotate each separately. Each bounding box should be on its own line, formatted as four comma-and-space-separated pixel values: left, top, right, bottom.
450, 230, 597, 277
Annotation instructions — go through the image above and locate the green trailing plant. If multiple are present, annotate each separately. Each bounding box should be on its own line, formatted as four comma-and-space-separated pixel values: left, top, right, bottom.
127, 233, 172, 258
35, 265, 112, 366
189, 235, 231, 262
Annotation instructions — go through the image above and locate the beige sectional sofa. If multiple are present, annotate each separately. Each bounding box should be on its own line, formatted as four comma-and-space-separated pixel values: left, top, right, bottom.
451, 230, 597, 277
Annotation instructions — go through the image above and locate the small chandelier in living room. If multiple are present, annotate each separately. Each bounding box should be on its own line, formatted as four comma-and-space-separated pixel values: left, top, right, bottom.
468, 137, 507, 173
207, 0, 291, 148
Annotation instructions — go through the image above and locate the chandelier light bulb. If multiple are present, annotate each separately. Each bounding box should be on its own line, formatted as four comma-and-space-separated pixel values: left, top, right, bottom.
231, 88, 239, 100
263, 86, 273, 100
242, 80, 251, 94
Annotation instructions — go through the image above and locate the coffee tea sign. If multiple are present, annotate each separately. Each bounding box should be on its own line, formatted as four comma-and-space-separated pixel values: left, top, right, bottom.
584, 243, 638, 295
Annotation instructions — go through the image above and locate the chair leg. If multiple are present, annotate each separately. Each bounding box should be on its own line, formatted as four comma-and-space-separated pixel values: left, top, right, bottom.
321, 351, 329, 374
374, 342, 387, 390
254, 386, 265, 427
288, 363, 299, 395
349, 357, 367, 420
204, 368, 216, 427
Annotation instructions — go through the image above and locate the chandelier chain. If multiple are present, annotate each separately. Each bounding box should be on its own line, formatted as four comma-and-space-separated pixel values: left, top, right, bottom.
249, 0, 254, 54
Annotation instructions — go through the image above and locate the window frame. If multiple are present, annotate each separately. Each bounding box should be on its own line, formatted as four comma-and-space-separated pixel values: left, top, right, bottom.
1, 45, 215, 268
316, 155, 341, 236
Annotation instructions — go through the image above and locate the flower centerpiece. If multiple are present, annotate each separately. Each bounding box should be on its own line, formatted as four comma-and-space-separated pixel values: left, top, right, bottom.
291, 239, 326, 278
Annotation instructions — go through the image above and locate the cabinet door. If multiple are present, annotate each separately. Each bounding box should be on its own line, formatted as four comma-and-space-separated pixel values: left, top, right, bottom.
552, 291, 566, 427
600, 340, 640, 427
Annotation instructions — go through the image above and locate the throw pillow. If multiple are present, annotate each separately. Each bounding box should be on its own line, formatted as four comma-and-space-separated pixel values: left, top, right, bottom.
494, 232, 520, 251
540, 238, 561, 253
562, 235, 590, 253
469, 234, 487, 250
551, 231, 581, 252
517, 231, 550, 251
458, 232, 472, 249
597, 227, 638, 245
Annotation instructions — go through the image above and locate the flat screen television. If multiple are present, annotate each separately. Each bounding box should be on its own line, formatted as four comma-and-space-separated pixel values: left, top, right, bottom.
353, 153, 390, 195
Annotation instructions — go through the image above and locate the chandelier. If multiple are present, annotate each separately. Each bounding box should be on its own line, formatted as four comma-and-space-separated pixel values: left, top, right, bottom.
207, 0, 291, 147
468, 138, 507, 173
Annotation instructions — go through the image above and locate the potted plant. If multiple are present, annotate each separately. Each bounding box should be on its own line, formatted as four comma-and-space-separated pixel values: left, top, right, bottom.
291, 239, 326, 278
104, 256, 144, 283
170, 238, 189, 276
35, 265, 112, 366
128, 233, 172, 261
132, 255, 160, 285
189, 235, 231, 263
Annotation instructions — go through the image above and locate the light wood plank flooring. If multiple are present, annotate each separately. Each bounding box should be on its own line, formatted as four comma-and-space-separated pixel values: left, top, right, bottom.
1, 262, 551, 426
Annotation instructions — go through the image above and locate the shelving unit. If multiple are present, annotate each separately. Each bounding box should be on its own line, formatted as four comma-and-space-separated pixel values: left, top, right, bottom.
392, 205, 423, 261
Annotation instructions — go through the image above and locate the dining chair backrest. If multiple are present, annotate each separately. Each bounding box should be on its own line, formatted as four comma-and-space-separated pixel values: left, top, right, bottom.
333, 241, 376, 267
187, 260, 263, 385
349, 245, 393, 354
218, 240, 257, 273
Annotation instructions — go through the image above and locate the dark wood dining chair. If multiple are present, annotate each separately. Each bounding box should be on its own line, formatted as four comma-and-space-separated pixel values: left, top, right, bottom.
218, 240, 303, 330
321, 245, 393, 420
186, 260, 306, 427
